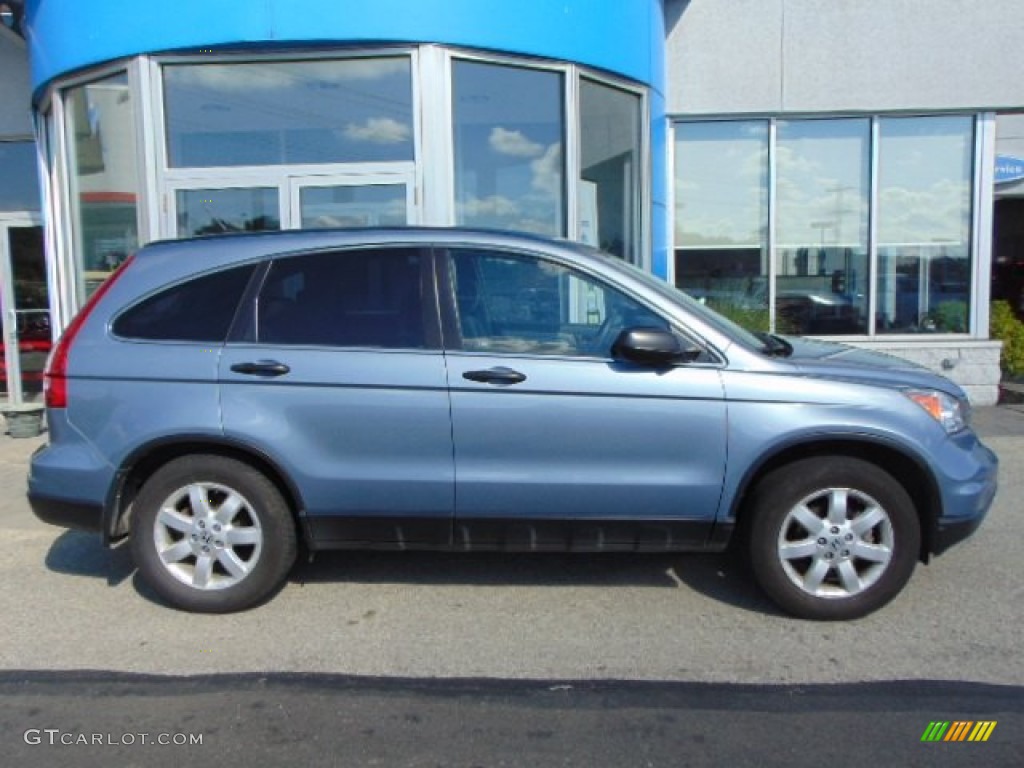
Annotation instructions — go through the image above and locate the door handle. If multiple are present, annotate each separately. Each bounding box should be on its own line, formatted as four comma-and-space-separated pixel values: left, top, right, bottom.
230, 360, 291, 377
462, 367, 527, 385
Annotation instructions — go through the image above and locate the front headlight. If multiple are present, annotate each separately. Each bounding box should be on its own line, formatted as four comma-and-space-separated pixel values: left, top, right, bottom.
905, 389, 968, 434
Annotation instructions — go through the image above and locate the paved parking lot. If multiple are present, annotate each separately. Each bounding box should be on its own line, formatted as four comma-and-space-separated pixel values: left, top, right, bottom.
1, 407, 1022, 685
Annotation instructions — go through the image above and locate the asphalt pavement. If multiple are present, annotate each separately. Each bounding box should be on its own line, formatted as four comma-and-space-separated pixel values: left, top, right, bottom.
1, 407, 1022, 766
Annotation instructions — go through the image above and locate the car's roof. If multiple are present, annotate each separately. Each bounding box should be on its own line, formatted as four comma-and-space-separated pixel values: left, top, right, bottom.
140, 226, 594, 263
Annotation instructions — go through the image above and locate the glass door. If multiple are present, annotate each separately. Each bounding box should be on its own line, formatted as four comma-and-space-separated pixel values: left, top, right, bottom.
166, 174, 416, 237
1, 221, 49, 406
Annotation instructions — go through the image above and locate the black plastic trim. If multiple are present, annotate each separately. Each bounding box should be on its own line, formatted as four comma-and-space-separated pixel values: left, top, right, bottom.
29, 493, 103, 533
307, 516, 722, 553
932, 513, 988, 556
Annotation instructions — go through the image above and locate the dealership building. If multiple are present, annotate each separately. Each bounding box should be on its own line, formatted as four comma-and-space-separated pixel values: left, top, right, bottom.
2, 0, 1023, 406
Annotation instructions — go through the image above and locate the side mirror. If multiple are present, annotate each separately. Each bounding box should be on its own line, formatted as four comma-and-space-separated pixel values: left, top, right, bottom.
611, 327, 702, 366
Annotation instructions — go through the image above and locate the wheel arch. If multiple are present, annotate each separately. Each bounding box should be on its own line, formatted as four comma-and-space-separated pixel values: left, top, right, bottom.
726, 437, 942, 563
104, 436, 307, 547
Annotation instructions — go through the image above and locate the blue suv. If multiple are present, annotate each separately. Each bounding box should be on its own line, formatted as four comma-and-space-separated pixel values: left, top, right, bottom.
28, 228, 998, 619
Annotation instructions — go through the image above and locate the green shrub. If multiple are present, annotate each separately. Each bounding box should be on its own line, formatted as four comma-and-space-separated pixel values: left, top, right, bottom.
990, 300, 1024, 376
706, 301, 771, 333
928, 300, 968, 333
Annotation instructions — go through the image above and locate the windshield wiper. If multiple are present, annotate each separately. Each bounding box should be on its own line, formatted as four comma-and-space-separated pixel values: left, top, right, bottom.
755, 332, 793, 358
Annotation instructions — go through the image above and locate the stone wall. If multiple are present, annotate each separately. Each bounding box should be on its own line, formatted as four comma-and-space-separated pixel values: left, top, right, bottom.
849, 340, 1003, 406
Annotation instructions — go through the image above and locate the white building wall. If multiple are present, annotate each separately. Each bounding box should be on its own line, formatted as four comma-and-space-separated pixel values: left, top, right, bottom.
666, 0, 1023, 405
665, 0, 1024, 115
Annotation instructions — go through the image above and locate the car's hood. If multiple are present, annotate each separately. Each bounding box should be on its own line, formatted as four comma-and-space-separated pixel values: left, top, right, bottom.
779, 336, 964, 396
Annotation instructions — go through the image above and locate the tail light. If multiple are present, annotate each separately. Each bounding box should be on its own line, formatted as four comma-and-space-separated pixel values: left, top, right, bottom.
45, 257, 134, 409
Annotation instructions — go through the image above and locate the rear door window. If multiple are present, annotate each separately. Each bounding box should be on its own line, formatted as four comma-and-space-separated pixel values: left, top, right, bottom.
113, 264, 256, 342
256, 247, 429, 348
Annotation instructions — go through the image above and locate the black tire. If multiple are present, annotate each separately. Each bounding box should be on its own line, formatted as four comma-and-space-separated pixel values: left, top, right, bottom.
130, 455, 297, 613
746, 457, 920, 621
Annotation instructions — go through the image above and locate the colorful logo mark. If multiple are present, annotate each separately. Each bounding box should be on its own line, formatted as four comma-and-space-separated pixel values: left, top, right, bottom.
921, 721, 997, 742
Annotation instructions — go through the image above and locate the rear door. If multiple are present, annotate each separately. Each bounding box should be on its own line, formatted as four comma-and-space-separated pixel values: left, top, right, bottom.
439, 246, 728, 552
219, 245, 454, 548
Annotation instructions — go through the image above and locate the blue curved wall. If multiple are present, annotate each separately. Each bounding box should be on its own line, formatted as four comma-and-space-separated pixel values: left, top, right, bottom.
25, 0, 663, 94
25, 0, 668, 273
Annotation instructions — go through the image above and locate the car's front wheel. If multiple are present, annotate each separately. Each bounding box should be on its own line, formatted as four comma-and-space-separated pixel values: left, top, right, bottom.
747, 457, 920, 620
130, 455, 297, 613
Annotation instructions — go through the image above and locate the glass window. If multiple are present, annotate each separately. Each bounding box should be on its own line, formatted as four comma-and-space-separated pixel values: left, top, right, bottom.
299, 184, 407, 228
163, 58, 414, 167
113, 264, 256, 341
63, 73, 140, 299
448, 249, 666, 357
176, 188, 280, 237
776, 119, 870, 334
0, 141, 41, 212
257, 248, 425, 348
674, 121, 769, 330
452, 61, 565, 237
877, 116, 974, 334
579, 79, 642, 262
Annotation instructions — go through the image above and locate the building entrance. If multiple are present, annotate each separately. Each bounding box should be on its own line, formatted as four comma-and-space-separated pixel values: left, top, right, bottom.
0, 218, 48, 406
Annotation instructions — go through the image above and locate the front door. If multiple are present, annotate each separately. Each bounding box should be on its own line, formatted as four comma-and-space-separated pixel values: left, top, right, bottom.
440, 247, 728, 552
0, 220, 48, 406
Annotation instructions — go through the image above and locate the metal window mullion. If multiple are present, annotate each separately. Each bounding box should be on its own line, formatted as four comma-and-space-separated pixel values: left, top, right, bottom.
407, 46, 423, 226
638, 89, 651, 271
972, 113, 995, 339
133, 56, 162, 246
767, 119, 777, 332
150, 56, 173, 238
867, 116, 880, 337
417, 45, 453, 226
565, 66, 580, 243
32, 109, 65, 334
667, 120, 677, 285
52, 87, 81, 319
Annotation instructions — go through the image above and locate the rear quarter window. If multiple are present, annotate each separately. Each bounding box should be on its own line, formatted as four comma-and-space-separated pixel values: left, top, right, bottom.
112, 264, 256, 342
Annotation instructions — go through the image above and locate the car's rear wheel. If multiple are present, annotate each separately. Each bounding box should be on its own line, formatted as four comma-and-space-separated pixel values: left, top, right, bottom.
130, 455, 297, 613
747, 457, 919, 620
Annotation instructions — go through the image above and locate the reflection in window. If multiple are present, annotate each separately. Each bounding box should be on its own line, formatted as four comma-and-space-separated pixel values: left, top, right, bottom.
176, 188, 280, 237
63, 73, 140, 300
0, 141, 41, 212
776, 119, 870, 335
674, 121, 769, 330
164, 58, 414, 167
877, 116, 974, 334
299, 184, 407, 228
452, 61, 565, 237
449, 249, 665, 357
579, 79, 642, 262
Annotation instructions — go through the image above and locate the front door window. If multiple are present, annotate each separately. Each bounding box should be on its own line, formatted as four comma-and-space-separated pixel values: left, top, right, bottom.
448, 249, 667, 358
